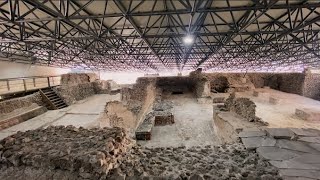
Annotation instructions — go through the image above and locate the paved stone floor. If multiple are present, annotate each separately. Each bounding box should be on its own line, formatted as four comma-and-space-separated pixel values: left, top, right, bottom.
239, 128, 320, 180
0, 94, 120, 140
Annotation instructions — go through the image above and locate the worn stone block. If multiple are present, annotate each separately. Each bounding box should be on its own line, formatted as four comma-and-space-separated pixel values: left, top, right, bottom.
290, 128, 320, 137
154, 112, 174, 126
238, 130, 266, 138
276, 139, 320, 154
256, 146, 302, 161
241, 137, 276, 150
296, 108, 320, 121
266, 128, 295, 139
298, 137, 320, 144
279, 169, 320, 179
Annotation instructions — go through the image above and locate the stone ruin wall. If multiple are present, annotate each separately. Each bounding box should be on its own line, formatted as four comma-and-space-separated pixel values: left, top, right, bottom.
102, 77, 157, 134
0, 92, 44, 115
302, 72, 320, 100
55, 73, 113, 105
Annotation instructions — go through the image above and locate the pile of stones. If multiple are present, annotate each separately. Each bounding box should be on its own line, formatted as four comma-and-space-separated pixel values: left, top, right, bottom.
108, 143, 281, 180
0, 126, 133, 179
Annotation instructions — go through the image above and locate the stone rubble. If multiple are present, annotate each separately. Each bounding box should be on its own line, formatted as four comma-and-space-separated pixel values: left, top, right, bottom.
107, 143, 281, 180
0, 126, 133, 179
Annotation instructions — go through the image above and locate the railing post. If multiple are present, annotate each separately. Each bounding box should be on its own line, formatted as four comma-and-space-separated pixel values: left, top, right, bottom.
6, 80, 10, 91
33, 78, 36, 87
23, 79, 27, 91
52, 77, 54, 85
47, 77, 51, 87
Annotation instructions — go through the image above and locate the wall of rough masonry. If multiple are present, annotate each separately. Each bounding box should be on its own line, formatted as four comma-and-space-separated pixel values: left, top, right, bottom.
225, 93, 259, 122
156, 76, 194, 94
0, 92, 44, 114
54, 82, 96, 105
60, 73, 98, 85
55, 73, 110, 105
302, 72, 320, 100
203, 73, 255, 93
102, 77, 157, 133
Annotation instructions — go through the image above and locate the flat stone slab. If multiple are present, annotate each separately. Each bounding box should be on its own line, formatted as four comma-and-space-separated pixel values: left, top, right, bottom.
290, 128, 320, 137
241, 137, 276, 150
270, 160, 320, 170
279, 169, 320, 179
276, 139, 320, 154
309, 143, 320, 152
238, 130, 266, 138
256, 146, 302, 161
298, 137, 320, 144
291, 154, 320, 164
266, 128, 295, 139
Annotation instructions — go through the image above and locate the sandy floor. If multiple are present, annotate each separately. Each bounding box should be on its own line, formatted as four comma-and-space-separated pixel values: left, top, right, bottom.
139, 93, 219, 148
237, 88, 320, 130
0, 94, 120, 140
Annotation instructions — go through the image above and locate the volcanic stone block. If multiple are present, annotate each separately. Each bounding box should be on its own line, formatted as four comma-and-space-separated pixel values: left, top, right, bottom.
295, 108, 320, 121
135, 117, 155, 140
154, 111, 174, 126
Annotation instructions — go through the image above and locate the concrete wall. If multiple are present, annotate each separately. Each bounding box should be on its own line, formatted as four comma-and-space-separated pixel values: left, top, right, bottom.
0, 61, 71, 79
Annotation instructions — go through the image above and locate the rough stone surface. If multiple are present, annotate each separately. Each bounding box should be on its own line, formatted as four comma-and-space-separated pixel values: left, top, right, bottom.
225, 93, 261, 122
0, 126, 132, 179
107, 143, 280, 180
0, 92, 44, 114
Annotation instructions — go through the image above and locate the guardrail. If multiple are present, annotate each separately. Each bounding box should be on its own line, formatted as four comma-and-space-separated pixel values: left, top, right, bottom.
0, 76, 61, 95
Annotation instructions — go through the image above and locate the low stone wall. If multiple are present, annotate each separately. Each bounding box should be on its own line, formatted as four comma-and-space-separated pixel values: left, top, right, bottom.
303, 72, 320, 100
101, 78, 157, 134
60, 73, 98, 85
225, 93, 260, 122
0, 92, 44, 114
54, 82, 96, 105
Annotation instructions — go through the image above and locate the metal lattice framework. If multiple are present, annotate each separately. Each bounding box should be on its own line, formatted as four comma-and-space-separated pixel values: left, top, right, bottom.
0, 0, 320, 72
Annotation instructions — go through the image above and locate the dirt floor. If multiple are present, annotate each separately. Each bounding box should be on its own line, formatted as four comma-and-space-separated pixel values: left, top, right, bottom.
139, 93, 219, 148
238, 88, 320, 130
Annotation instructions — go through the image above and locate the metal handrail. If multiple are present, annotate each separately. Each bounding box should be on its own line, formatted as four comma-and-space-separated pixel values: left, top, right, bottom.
0, 75, 62, 95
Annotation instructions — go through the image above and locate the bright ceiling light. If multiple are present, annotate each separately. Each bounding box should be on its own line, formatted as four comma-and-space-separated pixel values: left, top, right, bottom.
183, 35, 194, 45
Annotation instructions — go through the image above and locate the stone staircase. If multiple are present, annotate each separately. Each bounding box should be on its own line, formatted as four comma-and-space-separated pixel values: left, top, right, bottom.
39, 88, 68, 110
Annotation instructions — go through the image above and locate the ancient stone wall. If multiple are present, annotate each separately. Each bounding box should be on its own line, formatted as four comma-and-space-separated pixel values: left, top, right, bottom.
225, 93, 260, 122
302, 72, 320, 100
156, 76, 194, 94
203, 73, 255, 93
0, 92, 44, 114
101, 77, 157, 134
54, 82, 96, 105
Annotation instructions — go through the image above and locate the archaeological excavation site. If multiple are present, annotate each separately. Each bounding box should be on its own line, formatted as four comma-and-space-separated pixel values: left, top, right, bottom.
1, 0, 320, 179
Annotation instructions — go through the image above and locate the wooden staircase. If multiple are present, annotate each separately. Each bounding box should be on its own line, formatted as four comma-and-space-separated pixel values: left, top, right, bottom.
39, 88, 68, 110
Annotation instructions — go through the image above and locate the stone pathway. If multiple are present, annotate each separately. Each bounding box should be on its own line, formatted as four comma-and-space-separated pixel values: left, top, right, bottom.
239, 128, 320, 180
